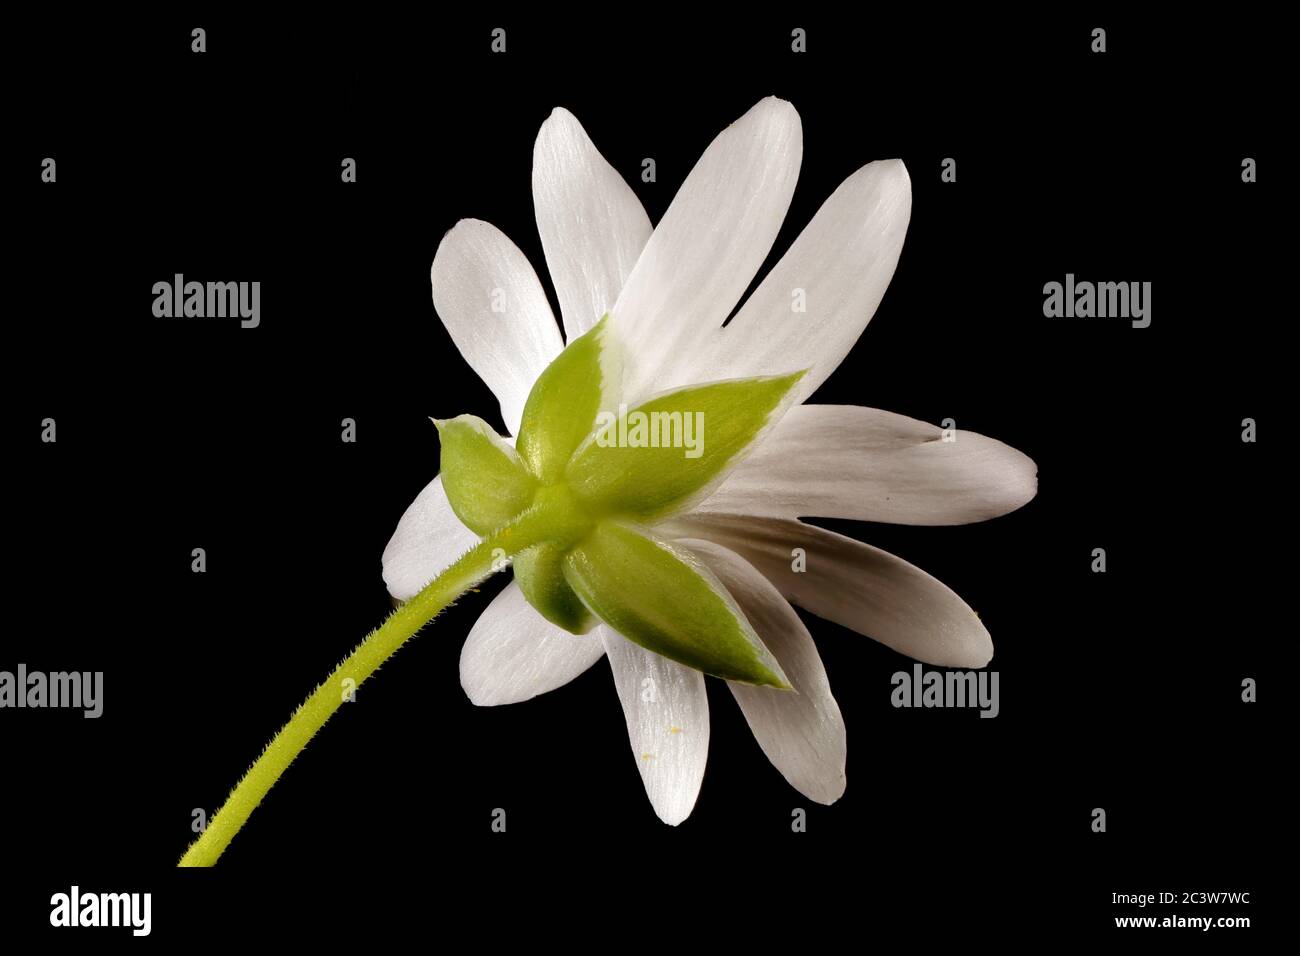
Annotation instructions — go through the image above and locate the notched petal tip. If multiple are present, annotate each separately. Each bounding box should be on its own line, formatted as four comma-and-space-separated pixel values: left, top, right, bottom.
1019, 452, 1041, 502
970, 629, 995, 669
754, 94, 799, 117
748, 96, 802, 143
461, 684, 497, 708
858, 158, 912, 212
981, 442, 1039, 522
534, 107, 586, 157
431, 217, 489, 270
808, 775, 847, 807
541, 105, 579, 127
878, 156, 910, 178
946, 624, 994, 670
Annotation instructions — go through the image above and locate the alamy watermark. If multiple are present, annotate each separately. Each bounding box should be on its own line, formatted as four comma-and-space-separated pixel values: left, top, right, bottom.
1043, 273, 1151, 328
891, 663, 999, 718
50, 886, 150, 936
0, 664, 103, 718
594, 404, 704, 459
152, 274, 260, 328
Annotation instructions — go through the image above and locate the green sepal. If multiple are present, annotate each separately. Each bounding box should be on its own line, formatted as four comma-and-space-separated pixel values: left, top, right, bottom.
437, 415, 537, 536
562, 521, 790, 688
514, 543, 596, 634
564, 371, 805, 522
516, 315, 619, 484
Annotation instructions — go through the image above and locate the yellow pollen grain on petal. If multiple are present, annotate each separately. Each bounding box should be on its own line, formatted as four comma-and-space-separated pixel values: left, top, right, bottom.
669, 727, 682, 734
641, 753, 655, 760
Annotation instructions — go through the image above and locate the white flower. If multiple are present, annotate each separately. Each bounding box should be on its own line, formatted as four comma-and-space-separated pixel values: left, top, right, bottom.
382, 98, 1037, 824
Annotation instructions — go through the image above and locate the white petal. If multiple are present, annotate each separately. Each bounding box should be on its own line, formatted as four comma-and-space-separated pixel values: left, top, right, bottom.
382, 475, 481, 601
533, 108, 652, 342
601, 626, 710, 825
683, 539, 846, 804
662, 513, 993, 668
707, 160, 911, 400
611, 97, 802, 405
459, 582, 605, 706
431, 219, 564, 434
701, 404, 1038, 525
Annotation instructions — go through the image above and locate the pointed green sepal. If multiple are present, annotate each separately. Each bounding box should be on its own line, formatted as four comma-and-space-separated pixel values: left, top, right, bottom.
437, 415, 537, 535
564, 371, 805, 522
514, 543, 596, 634
516, 315, 620, 484
562, 521, 790, 687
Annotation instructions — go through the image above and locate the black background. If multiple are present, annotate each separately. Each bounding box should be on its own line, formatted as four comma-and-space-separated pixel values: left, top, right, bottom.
5, 10, 1278, 944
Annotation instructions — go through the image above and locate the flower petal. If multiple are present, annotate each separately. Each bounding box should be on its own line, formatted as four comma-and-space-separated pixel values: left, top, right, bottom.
611, 97, 802, 406
705, 159, 911, 400
431, 219, 564, 434
601, 625, 710, 825
382, 475, 482, 601
683, 539, 846, 804
662, 513, 993, 668
533, 108, 652, 342
701, 404, 1038, 525
460, 582, 605, 706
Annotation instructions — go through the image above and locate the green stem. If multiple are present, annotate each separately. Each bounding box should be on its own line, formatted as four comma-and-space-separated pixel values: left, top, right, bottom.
178, 509, 556, 867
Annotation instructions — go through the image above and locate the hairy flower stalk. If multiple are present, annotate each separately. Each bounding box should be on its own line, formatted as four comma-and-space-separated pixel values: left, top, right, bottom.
178, 503, 573, 866
180, 314, 802, 864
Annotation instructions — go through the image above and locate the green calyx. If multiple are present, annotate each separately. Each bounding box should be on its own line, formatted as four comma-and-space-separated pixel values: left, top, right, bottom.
436, 315, 803, 688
